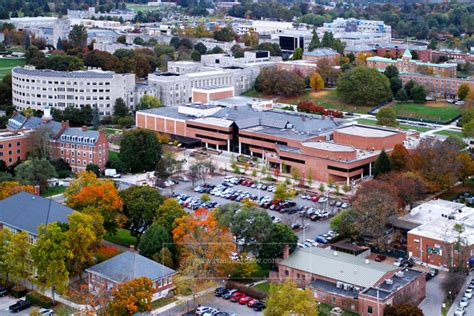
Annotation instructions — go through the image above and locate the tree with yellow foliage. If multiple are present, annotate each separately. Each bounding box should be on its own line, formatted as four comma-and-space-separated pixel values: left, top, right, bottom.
309, 72, 324, 92
0, 181, 35, 200
110, 277, 153, 315
265, 280, 318, 316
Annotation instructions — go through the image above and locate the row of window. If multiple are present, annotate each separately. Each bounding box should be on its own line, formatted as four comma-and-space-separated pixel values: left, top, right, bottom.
15, 77, 111, 86
0, 142, 21, 149
0, 149, 21, 156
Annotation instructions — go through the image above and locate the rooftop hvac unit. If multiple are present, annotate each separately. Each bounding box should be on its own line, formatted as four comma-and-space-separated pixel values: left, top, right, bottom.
343, 284, 353, 291
395, 271, 405, 278
385, 279, 394, 285
336, 281, 343, 289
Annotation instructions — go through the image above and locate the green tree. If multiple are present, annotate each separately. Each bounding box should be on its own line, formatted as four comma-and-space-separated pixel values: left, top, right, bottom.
411, 85, 426, 103
155, 150, 182, 182
153, 247, 174, 268
5, 231, 30, 285
265, 280, 318, 316
273, 182, 292, 201
154, 198, 187, 233
376, 107, 398, 127
337, 67, 392, 106
383, 304, 423, 316
330, 209, 357, 238
259, 223, 298, 269
92, 105, 100, 130
120, 186, 164, 243
463, 119, 474, 137
384, 65, 399, 80
213, 27, 236, 42
138, 223, 173, 259
114, 97, 129, 117
65, 212, 97, 280
458, 83, 470, 100
31, 223, 73, 303
68, 24, 88, 48
395, 88, 409, 101
15, 158, 57, 191
137, 95, 161, 111
0, 228, 12, 280
291, 47, 303, 60
120, 129, 163, 172
373, 150, 392, 178
308, 29, 320, 51
86, 163, 100, 177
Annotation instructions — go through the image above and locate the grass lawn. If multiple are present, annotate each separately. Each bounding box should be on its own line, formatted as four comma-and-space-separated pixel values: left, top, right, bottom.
0, 58, 26, 79
53, 304, 78, 316
127, 4, 155, 12
41, 185, 66, 197
389, 101, 460, 123
104, 229, 137, 247
252, 282, 270, 293
242, 89, 373, 114
356, 118, 433, 132
318, 303, 359, 316
434, 129, 464, 138
151, 297, 178, 310
103, 127, 123, 136
109, 150, 119, 160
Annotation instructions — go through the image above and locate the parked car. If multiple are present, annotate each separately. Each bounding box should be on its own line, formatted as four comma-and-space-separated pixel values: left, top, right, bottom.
455, 305, 466, 316
9, 300, 32, 313
393, 257, 404, 267
253, 302, 266, 311
464, 290, 473, 299
374, 255, 386, 262
230, 292, 246, 302
39, 308, 54, 316
0, 285, 8, 297
239, 296, 253, 305
214, 287, 228, 297
315, 235, 328, 244
247, 298, 260, 307
222, 289, 238, 300
460, 297, 469, 308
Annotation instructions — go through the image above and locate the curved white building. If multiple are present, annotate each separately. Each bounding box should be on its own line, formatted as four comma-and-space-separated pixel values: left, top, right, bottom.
11, 66, 137, 116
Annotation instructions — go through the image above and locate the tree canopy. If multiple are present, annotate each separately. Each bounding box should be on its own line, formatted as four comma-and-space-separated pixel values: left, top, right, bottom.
119, 129, 163, 173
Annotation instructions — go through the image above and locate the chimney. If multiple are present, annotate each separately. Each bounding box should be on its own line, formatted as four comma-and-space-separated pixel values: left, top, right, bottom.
42, 106, 52, 123
81, 125, 88, 132
34, 185, 41, 196
283, 244, 290, 259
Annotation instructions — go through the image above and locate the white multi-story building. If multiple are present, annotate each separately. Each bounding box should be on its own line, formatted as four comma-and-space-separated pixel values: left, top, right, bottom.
10, 17, 70, 46
11, 66, 138, 117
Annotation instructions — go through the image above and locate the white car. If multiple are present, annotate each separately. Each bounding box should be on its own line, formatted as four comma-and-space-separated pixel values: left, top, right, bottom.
460, 297, 469, 308
465, 290, 473, 299
196, 306, 212, 315
393, 257, 404, 267
455, 305, 466, 316
40, 309, 54, 316
202, 307, 219, 316
319, 197, 328, 203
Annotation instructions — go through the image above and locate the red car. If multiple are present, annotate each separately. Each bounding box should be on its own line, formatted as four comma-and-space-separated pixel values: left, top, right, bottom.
375, 255, 387, 262
247, 298, 259, 307
311, 196, 320, 202
239, 296, 253, 305
230, 292, 245, 302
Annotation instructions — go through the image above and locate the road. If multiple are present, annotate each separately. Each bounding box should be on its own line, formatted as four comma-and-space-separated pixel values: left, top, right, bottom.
0, 296, 32, 316
447, 272, 473, 316
170, 175, 339, 243
160, 293, 262, 316
420, 271, 448, 316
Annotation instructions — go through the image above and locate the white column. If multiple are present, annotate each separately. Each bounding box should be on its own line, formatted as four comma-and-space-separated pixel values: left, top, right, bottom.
238, 142, 242, 155
227, 139, 230, 152
347, 177, 350, 186
369, 162, 372, 177
205, 142, 208, 149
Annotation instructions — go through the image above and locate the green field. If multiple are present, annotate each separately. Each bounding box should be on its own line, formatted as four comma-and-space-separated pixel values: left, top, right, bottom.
389, 102, 461, 122
127, 4, 155, 12
109, 150, 119, 160
41, 185, 66, 197
242, 89, 373, 114
434, 129, 464, 138
356, 118, 433, 132
0, 58, 25, 79
104, 229, 137, 247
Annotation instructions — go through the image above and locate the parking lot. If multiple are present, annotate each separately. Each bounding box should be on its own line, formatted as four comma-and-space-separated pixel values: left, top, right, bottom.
161, 293, 262, 316
0, 296, 31, 315
168, 175, 348, 243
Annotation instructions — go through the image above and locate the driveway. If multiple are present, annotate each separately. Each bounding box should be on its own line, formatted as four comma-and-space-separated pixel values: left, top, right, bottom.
170, 175, 336, 242
420, 271, 447, 316
160, 293, 262, 316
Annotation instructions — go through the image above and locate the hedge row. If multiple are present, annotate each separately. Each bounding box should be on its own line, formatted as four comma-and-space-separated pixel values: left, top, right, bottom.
225, 280, 267, 300
10, 286, 27, 298
26, 292, 54, 308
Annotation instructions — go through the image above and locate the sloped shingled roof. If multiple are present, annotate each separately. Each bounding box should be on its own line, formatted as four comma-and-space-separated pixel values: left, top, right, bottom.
0, 192, 73, 236
86, 251, 176, 283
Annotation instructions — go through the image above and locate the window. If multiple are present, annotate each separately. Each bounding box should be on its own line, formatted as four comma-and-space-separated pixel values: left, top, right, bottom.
368, 306, 373, 314
331, 297, 336, 305
285, 270, 289, 276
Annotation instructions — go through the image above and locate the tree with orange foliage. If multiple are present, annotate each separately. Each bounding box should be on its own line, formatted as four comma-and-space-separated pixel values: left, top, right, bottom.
110, 277, 153, 315
390, 144, 410, 171
0, 181, 35, 200
66, 171, 123, 233
172, 208, 236, 279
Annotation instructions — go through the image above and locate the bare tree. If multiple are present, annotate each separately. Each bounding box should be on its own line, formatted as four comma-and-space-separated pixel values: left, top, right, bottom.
28, 126, 53, 159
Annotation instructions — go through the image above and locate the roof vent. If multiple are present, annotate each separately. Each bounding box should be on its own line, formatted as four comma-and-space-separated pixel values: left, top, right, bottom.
333, 251, 338, 256
385, 279, 394, 285
365, 259, 370, 264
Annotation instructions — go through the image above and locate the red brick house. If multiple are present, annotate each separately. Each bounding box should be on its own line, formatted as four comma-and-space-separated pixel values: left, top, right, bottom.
86, 251, 176, 301
275, 247, 425, 316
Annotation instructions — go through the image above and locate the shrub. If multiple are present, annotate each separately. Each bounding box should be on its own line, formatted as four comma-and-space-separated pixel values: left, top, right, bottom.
26, 292, 54, 308
297, 101, 343, 118
94, 245, 121, 263
225, 280, 267, 300
10, 285, 27, 298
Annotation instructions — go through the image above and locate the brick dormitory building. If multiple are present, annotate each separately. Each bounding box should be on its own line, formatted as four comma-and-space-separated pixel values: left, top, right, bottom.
3, 107, 108, 172
136, 92, 411, 184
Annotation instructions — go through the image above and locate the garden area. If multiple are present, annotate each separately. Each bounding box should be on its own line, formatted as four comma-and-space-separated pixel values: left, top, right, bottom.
0, 57, 25, 79
318, 303, 359, 316
104, 228, 137, 247
242, 89, 374, 114
41, 185, 66, 197
388, 101, 461, 123
356, 118, 433, 133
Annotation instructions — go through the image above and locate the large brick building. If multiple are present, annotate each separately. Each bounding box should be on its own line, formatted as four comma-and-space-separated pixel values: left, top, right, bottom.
275, 247, 425, 316
5, 108, 109, 172
0, 130, 29, 166
136, 98, 408, 184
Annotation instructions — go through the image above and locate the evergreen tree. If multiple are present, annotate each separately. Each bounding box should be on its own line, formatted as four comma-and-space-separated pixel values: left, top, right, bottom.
308, 29, 320, 51
23, 33, 30, 49
113, 98, 129, 117
92, 105, 100, 130
56, 37, 63, 50
321, 32, 332, 47
373, 150, 392, 178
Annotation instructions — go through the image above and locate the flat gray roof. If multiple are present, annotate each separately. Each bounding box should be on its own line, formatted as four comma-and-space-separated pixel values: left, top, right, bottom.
336, 125, 398, 138
302, 141, 355, 152
13, 67, 115, 79
280, 247, 397, 288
